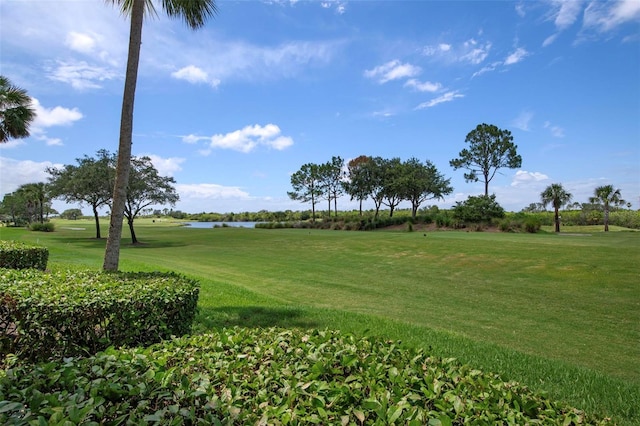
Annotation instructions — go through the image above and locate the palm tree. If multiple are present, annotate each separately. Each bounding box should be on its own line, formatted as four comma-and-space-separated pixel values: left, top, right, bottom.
103, 0, 218, 271
0, 75, 36, 143
589, 185, 625, 232
541, 183, 572, 233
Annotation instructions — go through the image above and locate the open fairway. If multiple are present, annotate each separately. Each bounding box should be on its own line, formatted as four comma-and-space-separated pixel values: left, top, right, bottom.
1, 220, 639, 424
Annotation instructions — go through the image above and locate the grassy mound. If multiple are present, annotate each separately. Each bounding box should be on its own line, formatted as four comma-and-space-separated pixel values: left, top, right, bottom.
0, 327, 609, 425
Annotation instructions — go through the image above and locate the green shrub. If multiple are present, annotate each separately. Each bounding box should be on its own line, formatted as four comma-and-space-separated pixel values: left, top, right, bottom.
435, 213, 452, 228
452, 195, 505, 224
523, 217, 541, 233
0, 327, 610, 425
28, 222, 54, 232
0, 269, 199, 362
0, 241, 48, 271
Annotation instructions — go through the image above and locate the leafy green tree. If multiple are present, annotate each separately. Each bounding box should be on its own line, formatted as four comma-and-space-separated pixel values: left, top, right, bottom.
0, 75, 35, 143
124, 156, 179, 244
343, 155, 373, 216
402, 158, 453, 219
47, 149, 116, 238
104, 0, 218, 271
16, 182, 50, 224
288, 163, 323, 222
541, 183, 572, 233
589, 185, 625, 232
319, 156, 345, 217
450, 123, 522, 196
0, 192, 28, 225
365, 157, 389, 220
60, 208, 84, 220
380, 157, 406, 218
452, 194, 505, 224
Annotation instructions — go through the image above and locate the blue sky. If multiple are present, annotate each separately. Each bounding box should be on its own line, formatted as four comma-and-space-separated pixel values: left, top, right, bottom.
1, 0, 639, 215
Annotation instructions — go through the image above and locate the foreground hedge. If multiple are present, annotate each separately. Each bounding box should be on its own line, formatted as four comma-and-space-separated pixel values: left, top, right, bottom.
0, 241, 48, 270
0, 328, 608, 425
0, 269, 199, 362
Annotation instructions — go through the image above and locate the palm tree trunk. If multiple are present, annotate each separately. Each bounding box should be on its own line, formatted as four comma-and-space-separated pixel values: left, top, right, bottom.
554, 207, 560, 233
103, 0, 144, 271
604, 208, 610, 232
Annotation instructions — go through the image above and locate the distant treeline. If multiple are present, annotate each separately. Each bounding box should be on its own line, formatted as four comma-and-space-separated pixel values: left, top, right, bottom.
158, 206, 640, 230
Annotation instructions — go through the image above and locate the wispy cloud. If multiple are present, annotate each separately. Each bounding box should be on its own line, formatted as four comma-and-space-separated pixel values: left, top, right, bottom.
583, 0, 640, 32
183, 124, 294, 154
404, 79, 442, 92
512, 111, 534, 131
46, 60, 121, 90
364, 60, 421, 84
415, 91, 464, 109
544, 121, 565, 138
424, 38, 492, 65
176, 183, 251, 200
504, 47, 529, 65
0, 157, 63, 193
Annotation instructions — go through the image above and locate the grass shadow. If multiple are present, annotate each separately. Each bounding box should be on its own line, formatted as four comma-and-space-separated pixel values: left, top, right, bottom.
195, 305, 320, 331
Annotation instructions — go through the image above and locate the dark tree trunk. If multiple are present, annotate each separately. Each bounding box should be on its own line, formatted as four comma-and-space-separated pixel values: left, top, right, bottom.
554, 207, 560, 233
92, 205, 101, 239
128, 217, 138, 245
103, 0, 144, 271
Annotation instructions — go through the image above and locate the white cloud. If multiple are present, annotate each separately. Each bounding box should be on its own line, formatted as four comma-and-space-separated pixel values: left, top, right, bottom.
512, 111, 534, 131
364, 60, 421, 84
0, 157, 62, 195
554, 0, 584, 30
404, 79, 442, 92
171, 65, 220, 88
176, 183, 251, 200
583, 0, 640, 32
511, 170, 550, 187
515, 2, 526, 17
144, 155, 186, 177
320, 1, 346, 14
31, 98, 83, 129
47, 60, 120, 90
504, 47, 529, 65
65, 31, 97, 54
415, 91, 464, 109
544, 121, 565, 138
471, 61, 501, 78
461, 39, 492, 64
424, 38, 492, 65
189, 124, 294, 154
542, 33, 559, 47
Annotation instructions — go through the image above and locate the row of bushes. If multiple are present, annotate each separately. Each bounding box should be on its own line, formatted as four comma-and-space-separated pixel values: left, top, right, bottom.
1, 268, 199, 363
0, 241, 48, 270
0, 327, 610, 425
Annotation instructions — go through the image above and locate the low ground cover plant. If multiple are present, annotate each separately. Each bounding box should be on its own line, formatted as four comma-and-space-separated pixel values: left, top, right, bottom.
0, 269, 199, 362
0, 327, 609, 425
0, 240, 48, 270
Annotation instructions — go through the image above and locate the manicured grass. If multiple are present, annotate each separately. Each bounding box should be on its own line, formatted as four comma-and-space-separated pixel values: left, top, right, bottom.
1, 220, 638, 424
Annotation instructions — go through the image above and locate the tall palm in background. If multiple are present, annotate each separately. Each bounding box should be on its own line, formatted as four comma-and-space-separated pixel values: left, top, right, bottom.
541, 183, 572, 233
0, 75, 35, 143
590, 185, 625, 232
103, 0, 218, 271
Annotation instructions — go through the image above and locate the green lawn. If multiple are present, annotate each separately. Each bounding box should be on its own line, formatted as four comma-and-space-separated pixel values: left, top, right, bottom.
1, 220, 639, 424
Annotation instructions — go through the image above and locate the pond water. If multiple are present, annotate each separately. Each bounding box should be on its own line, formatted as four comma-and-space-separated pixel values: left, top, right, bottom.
181, 221, 260, 229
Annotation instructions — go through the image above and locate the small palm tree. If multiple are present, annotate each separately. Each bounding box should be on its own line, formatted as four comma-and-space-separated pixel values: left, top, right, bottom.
103, 0, 218, 271
541, 183, 572, 233
0, 75, 35, 143
589, 185, 625, 232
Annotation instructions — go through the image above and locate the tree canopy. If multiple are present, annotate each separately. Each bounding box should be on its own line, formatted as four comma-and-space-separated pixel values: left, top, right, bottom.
589, 185, 625, 232
48, 150, 116, 239
541, 183, 572, 232
0, 75, 35, 143
450, 123, 521, 196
